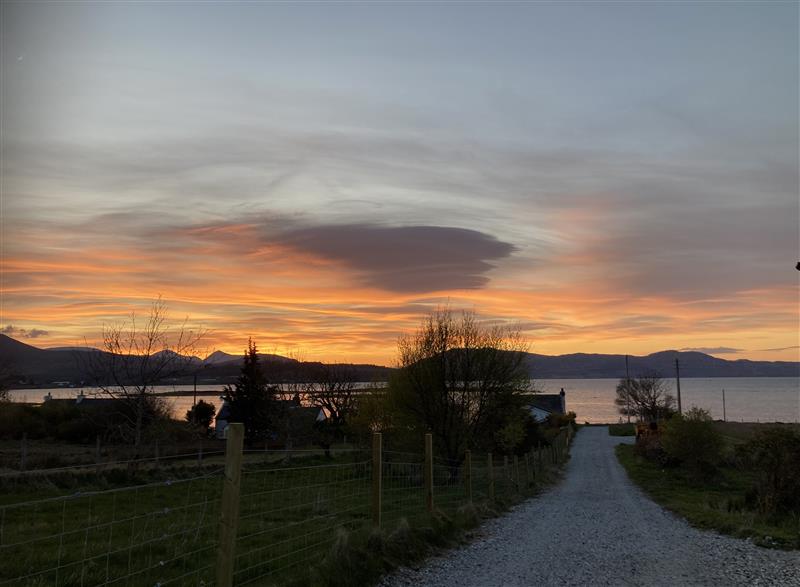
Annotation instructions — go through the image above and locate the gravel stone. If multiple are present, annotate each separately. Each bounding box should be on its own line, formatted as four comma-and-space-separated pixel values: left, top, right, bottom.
380, 426, 800, 586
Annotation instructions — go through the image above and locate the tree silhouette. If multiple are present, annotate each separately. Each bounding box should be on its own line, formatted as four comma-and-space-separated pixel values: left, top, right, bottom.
223, 339, 279, 443
83, 297, 206, 448
614, 373, 675, 422
389, 309, 531, 463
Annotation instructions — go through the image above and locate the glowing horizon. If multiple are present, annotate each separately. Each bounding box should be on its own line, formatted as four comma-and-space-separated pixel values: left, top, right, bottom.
2, 3, 798, 366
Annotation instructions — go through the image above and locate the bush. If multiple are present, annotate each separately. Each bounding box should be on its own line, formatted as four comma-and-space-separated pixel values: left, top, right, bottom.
660, 408, 723, 478
185, 400, 216, 431
0, 403, 47, 439
740, 426, 800, 515
547, 411, 576, 429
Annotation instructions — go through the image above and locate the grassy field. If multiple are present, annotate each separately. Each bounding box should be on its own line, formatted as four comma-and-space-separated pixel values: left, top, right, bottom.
616, 439, 800, 549
607, 423, 635, 436
0, 439, 569, 586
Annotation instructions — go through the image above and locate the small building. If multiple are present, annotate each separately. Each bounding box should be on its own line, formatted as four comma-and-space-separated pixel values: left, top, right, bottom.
213, 398, 326, 443
528, 388, 567, 423
215, 398, 231, 439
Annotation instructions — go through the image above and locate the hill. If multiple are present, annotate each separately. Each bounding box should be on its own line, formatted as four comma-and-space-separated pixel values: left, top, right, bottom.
524, 350, 798, 378
1, 335, 796, 387
0, 334, 392, 387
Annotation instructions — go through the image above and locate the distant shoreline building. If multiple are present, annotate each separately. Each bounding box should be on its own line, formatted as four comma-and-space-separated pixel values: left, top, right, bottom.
528, 388, 567, 423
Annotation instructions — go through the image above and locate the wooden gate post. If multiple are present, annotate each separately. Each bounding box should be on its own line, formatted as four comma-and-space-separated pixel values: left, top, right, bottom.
215, 423, 244, 587
372, 433, 382, 528
424, 433, 434, 512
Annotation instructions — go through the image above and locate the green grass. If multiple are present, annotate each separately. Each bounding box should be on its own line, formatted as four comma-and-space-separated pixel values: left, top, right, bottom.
0, 440, 571, 586
615, 444, 800, 549
608, 423, 635, 436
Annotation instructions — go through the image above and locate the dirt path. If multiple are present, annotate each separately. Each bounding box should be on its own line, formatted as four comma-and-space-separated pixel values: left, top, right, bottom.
381, 426, 800, 586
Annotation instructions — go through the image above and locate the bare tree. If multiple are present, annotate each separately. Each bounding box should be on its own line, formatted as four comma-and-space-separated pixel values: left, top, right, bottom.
615, 373, 675, 422
83, 298, 206, 448
304, 363, 359, 455
391, 309, 531, 463
305, 363, 358, 424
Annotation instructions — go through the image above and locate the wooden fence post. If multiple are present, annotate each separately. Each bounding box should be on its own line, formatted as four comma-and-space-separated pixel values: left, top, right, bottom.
487, 453, 494, 502
465, 450, 472, 503
372, 433, 382, 528
95, 435, 101, 464
524, 452, 531, 485
215, 423, 244, 587
20, 433, 27, 471
503, 455, 508, 483
424, 433, 434, 512
155, 440, 160, 464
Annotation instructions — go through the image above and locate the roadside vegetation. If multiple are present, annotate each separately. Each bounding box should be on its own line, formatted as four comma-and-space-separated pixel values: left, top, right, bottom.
616, 408, 800, 549
608, 423, 635, 436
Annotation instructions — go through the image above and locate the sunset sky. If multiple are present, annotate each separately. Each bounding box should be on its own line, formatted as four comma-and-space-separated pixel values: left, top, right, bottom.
1, 2, 798, 365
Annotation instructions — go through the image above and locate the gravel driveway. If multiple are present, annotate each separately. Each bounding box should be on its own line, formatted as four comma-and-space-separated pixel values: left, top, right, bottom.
381, 426, 800, 586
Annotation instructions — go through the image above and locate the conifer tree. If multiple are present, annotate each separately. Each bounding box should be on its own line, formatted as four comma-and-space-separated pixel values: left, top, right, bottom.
223, 339, 277, 442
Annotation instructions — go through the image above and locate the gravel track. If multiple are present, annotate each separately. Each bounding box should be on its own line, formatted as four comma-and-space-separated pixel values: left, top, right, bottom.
381, 426, 799, 586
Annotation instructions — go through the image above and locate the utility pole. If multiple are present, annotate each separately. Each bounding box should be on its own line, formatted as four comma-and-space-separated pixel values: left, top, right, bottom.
675, 358, 682, 415
625, 355, 631, 423
722, 388, 726, 422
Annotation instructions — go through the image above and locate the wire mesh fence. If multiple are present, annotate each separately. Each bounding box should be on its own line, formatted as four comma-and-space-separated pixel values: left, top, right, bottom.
233, 457, 372, 585
0, 470, 224, 586
0, 426, 574, 586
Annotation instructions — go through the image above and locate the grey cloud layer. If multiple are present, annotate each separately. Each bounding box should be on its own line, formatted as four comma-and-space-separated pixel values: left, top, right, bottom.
3, 115, 797, 301
274, 224, 515, 292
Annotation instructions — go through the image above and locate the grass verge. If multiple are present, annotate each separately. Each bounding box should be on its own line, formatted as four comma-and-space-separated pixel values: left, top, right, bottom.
615, 443, 799, 549
298, 455, 568, 587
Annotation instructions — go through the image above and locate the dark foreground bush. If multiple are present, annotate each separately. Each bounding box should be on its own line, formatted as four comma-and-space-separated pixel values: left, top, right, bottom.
660, 408, 723, 478
740, 426, 800, 515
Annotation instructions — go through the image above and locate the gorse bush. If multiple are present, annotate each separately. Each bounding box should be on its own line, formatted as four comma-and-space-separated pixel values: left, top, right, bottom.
740, 426, 800, 515
660, 408, 723, 478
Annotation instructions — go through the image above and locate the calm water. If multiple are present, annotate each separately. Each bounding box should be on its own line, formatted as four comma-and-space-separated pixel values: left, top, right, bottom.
536, 377, 800, 424
8, 378, 800, 424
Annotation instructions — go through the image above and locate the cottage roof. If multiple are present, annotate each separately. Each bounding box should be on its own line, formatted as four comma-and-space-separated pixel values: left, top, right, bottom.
528, 393, 564, 415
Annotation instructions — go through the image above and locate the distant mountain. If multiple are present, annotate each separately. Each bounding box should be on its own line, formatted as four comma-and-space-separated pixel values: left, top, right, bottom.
152, 349, 202, 364
1, 334, 90, 384
202, 350, 299, 365
524, 350, 799, 378
46, 346, 101, 353
0, 334, 391, 387
2, 334, 796, 387
202, 350, 238, 365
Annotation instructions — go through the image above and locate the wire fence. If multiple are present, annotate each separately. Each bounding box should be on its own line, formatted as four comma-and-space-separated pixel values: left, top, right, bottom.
0, 426, 573, 586
0, 470, 224, 586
